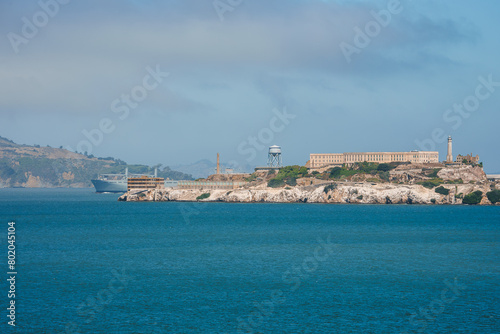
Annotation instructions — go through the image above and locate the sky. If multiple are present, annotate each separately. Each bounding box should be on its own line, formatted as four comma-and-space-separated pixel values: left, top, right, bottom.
0, 0, 499, 172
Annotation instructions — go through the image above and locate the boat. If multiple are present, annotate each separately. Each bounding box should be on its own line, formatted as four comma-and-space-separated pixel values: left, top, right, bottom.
91, 168, 130, 193
91, 168, 179, 193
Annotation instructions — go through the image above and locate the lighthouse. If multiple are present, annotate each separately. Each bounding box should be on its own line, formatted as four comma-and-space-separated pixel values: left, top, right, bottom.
446, 136, 453, 163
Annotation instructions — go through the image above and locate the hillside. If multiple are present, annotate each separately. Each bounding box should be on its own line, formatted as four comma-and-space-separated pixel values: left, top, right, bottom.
0, 136, 193, 188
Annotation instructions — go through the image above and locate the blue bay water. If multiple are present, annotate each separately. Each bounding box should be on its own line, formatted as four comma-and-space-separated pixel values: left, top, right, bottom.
0, 188, 499, 333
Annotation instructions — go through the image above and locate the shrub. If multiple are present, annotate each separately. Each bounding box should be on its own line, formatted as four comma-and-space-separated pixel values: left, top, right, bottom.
324, 183, 337, 194
446, 179, 463, 184
431, 198, 436, 204
486, 189, 500, 204
462, 191, 483, 205
435, 186, 450, 196
329, 167, 342, 178
358, 162, 379, 173
245, 174, 258, 182
311, 171, 319, 175
378, 171, 390, 182
455, 193, 463, 199
377, 163, 393, 172
418, 178, 443, 189
196, 193, 210, 200
427, 168, 442, 178
357, 195, 363, 200
285, 177, 297, 186
268, 178, 285, 188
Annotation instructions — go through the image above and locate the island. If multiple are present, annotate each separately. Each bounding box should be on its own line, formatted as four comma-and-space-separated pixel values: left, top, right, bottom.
119, 163, 500, 205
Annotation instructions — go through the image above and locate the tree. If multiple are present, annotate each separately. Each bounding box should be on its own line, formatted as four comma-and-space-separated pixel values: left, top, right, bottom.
435, 186, 450, 196
329, 167, 342, 178
196, 193, 210, 200
462, 191, 483, 205
486, 190, 500, 204
268, 179, 285, 188
377, 163, 392, 172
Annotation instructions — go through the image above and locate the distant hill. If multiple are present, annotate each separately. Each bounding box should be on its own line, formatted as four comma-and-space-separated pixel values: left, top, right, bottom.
0, 136, 193, 188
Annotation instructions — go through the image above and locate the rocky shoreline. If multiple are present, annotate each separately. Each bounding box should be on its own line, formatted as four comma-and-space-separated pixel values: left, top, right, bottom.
119, 182, 498, 205
118, 164, 500, 205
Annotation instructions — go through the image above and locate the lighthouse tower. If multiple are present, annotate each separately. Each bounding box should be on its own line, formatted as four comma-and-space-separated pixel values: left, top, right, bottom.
446, 136, 453, 163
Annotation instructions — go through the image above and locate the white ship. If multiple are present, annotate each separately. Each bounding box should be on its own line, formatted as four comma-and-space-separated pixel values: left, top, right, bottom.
91, 168, 178, 193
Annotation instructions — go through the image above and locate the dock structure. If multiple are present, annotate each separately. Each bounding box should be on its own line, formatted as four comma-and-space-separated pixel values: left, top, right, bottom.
177, 180, 246, 190
487, 175, 500, 182
128, 176, 165, 191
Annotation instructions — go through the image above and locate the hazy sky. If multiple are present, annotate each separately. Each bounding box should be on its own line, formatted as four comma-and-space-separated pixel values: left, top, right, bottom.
1, 0, 499, 172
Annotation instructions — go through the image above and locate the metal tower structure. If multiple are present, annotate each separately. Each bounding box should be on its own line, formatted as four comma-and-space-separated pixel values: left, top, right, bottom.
268, 145, 282, 168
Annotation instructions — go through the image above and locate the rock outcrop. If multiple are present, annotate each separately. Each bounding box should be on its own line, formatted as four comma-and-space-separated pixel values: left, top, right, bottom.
119, 182, 496, 205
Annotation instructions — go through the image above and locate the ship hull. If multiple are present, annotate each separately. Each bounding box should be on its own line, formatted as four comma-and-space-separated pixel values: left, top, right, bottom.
91, 179, 127, 193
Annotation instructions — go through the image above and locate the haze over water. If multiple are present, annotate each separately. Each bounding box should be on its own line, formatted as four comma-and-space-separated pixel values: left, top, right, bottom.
1, 188, 498, 333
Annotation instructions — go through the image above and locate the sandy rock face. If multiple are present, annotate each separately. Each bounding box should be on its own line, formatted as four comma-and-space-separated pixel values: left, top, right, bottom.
437, 165, 487, 183
118, 181, 493, 205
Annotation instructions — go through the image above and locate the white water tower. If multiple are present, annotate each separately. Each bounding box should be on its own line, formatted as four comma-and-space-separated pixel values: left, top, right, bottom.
268, 145, 282, 168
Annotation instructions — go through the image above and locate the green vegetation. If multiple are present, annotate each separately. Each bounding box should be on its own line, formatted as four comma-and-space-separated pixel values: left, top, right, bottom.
435, 186, 450, 196
366, 178, 380, 183
377, 163, 394, 172
455, 193, 463, 199
323, 183, 337, 194
431, 198, 436, 204
196, 193, 210, 200
486, 190, 500, 204
357, 195, 363, 200
329, 167, 357, 179
327, 162, 392, 181
379, 171, 390, 182
267, 178, 285, 188
417, 178, 443, 189
245, 173, 258, 182
267, 165, 308, 188
426, 168, 442, 178
462, 191, 483, 205
445, 179, 463, 184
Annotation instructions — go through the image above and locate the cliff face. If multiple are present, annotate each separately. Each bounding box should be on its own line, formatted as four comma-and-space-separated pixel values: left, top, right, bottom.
119, 182, 495, 205
437, 165, 487, 182
389, 164, 486, 184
